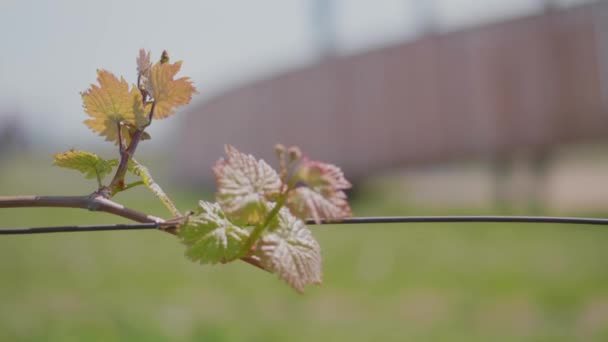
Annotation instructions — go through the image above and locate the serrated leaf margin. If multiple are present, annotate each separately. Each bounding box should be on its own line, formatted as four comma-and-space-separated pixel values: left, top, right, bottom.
53, 149, 117, 184
254, 207, 322, 293
179, 201, 250, 264
214, 145, 282, 225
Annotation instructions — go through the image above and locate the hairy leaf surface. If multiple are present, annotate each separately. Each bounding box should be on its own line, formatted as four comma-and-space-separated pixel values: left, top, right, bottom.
53, 149, 117, 183
214, 145, 282, 225
143, 60, 196, 119
136, 49, 151, 76
254, 208, 322, 293
288, 187, 351, 223
128, 159, 179, 216
288, 159, 352, 223
180, 201, 250, 264
81, 70, 148, 142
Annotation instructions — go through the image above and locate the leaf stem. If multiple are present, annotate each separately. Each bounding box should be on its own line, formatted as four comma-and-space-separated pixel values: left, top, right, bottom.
242, 180, 297, 255
244, 196, 287, 254
117, 121, 125, 154
122, 180, 145, 191
106, 102, 156, 196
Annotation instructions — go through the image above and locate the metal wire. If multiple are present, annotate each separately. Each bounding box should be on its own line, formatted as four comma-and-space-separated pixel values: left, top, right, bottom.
2, 215, 608, 235
326, 216, 608, 225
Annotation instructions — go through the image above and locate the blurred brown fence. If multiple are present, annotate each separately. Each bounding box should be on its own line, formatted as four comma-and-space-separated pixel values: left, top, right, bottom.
176, 2, 608, 184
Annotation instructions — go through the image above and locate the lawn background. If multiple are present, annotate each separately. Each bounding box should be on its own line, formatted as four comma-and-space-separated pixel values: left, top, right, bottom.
1, 154, 608, 341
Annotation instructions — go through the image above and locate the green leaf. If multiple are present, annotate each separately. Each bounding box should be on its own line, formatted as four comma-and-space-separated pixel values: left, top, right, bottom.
127, 159, 179, 216
53, 149, 117, 185
179, 201, 250, 264
254, 207, 322, 293
214, 145, 282, 225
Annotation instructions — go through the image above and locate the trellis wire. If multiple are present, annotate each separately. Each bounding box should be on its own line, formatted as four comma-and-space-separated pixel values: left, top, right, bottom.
2, 215, 608, 235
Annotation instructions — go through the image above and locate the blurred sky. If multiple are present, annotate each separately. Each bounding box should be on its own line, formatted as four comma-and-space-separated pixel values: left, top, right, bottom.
0, 0, 593, 149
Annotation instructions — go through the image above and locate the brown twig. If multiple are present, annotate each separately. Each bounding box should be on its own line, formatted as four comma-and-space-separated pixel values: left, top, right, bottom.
0, 194, 267, 270
117, 121, 126, 154
0, 195, 163, 223
106, 102, 156, 196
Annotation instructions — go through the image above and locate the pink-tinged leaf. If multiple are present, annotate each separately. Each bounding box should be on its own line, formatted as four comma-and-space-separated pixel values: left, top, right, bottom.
287, 187, 351, 224
214, 145, 282, 225
136, 49, 151, 76
296, 159, 352, 190
288, 159, 352, 223
254, 208, 322, 293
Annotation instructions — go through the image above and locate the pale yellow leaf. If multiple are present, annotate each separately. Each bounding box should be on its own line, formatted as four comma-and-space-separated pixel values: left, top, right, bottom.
81, 70, 148, 142
144, 60, 196, 119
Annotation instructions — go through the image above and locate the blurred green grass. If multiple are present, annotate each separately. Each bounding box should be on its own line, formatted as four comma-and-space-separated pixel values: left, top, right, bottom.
1, 154, 608, 341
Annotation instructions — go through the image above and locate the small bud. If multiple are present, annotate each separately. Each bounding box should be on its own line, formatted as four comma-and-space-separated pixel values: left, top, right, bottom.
275, 144, 286, 159
294, 158, 323, 186
160, 50, 170, 64
275, 144, 288, 181
275, 144, 286, 154
287, 146, 302, 163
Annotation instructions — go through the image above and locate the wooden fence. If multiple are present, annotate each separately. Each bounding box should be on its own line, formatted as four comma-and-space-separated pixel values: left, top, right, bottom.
175, 2, 608, 185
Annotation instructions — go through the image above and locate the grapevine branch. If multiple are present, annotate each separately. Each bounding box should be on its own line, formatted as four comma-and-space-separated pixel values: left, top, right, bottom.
0, 195, 164, 223
1, 194, 607, 235
0, 195, 266, 270
106, 102, 156, 195
10, 49, 605, 292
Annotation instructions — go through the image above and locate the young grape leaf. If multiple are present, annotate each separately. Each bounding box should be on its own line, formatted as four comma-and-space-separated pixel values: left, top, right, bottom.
296, 159, 352, 190
53, 149, 118, 186
136, 49, 151, 76
179, 201, 250, 264
288, 159, 352, 223
81, 70, 149, 142
287, 187, 351, 223
254, 207, 322, 293
143, 59, 196, 119
214, 145, 282, 225
127, 159, 180, 216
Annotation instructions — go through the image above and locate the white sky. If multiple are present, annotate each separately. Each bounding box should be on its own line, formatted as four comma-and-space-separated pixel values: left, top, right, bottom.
0, 0, 593, 150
